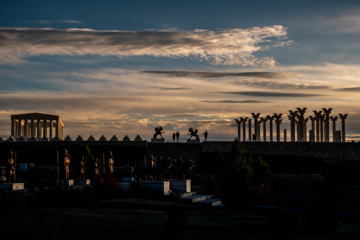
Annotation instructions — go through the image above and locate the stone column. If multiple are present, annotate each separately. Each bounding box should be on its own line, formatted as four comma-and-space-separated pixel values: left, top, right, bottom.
288, 110, 298, 142
31, 119, 35, 138
309, 116, 315, 134
296, 108, 307, 142
313, 111, 322, 142
273, 113, 282, 142
235, 119, 241, 141
322, 108, 332, 142
17, 119, 22, 138
43, 119, 47, 139
295, 120, 299, 141
11, 119, 15, 137
303, 118, 309, 142
330, 116, 338, 142
339, 114, 348, 142
24, 119, 28, 139
267, 115, 274, 142
257, 121, 261, 141
251, 113, 260, 142
284, 129, 287, 142
240, 117, 248, 142
37, 119, 41, 139
248, 119, 252, 141
50, 120, 54, 139
320, 114, 324, 142
56, 120, 59, 138
261, 117, 267, 142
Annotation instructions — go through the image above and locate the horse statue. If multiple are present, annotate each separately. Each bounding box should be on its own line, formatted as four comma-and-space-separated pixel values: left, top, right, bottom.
188, 128, 200, 141
153, 126, 164, 139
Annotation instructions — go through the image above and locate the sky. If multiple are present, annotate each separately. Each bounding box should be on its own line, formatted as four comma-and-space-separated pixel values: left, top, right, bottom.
1, 0, 360, 141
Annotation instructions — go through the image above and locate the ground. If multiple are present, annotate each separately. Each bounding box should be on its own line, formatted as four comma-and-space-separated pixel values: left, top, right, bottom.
1, 198, 360, 240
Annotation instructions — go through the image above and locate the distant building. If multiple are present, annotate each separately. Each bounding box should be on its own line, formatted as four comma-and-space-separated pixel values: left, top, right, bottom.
11, 113, 64, 140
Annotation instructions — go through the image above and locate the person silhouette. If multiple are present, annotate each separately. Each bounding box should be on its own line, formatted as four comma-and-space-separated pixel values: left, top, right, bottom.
176, 131, 180, 142
172, 132, 176, 142
203, 131, 208, 141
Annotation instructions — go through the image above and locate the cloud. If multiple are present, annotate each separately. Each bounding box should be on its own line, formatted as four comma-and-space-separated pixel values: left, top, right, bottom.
215, 91, 324, 97
141, 70, 332, 91
167, 114, 197, 117
158, 87, 190, 90
58, 20, 83, 24
325, 9, 360, 34
2, 63, 360, 140
229, 79, 330, 90
36, 20, 83, 24
142, 70, 293, 78
0, 26, 290, 65
335, 87, 360, 91
201, 100, 269, 103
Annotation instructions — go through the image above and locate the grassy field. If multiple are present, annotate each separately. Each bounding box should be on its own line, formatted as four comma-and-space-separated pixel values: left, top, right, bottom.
1, 198, 360, 240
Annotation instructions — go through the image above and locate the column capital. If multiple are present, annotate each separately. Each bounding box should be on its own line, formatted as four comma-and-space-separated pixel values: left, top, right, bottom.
322, 108, 333, 115
313, 110, 323, 117
296, 107, 307, 115
339, 113, 348, 119
239, 117, 248, 122
266, 115, 274, 120
273, 113, 282, 119
251, 113, 260, 119
288, 110, 298, 118
330, 116, 338, 122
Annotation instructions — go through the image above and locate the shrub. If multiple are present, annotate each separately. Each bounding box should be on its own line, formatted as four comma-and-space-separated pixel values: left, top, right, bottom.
216, 139, 272, 208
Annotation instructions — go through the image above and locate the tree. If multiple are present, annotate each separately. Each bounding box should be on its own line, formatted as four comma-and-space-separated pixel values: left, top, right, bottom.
216, 139, 272, 208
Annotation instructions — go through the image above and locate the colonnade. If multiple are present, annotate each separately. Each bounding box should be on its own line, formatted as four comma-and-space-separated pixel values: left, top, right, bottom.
11, 113, 64, 140
235, 108, 348, 142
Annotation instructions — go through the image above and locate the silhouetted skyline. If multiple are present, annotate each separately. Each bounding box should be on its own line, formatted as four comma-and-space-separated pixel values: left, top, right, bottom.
1, 1, 360, 141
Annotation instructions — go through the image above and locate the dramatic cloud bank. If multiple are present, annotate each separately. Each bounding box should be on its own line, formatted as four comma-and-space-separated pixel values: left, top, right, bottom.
0, 26, 290, 65
336, 87, 360, 91
215, 91, 324, 98
201, 100, 268, 103
34, 20, 83, 24
142, 71, 292, 78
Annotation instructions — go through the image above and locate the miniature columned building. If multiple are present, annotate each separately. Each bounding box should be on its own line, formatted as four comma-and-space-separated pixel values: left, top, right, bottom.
11, 113, 64, 140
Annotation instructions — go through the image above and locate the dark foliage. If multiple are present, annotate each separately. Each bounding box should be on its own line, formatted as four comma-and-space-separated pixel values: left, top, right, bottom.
215, 139, 272, 208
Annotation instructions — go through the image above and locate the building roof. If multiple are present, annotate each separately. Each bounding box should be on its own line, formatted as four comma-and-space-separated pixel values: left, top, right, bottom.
11, 113, 64, 126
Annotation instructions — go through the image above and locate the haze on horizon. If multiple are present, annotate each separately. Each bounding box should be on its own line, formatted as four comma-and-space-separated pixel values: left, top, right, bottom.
1, 0, 360, 141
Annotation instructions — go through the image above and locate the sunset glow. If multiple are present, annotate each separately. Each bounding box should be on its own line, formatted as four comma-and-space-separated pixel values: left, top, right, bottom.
1, 1, 360, 141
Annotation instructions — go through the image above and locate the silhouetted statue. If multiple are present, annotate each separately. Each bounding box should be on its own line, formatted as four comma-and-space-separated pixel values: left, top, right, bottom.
188, 128, 200, 141
62, 149, 71, 180
80, 155, 86, 179
146, 155, 156, 181
183, 158, 195, 179
154, 126, 164, 139
107, 151, 114, 175
94, 158, 100, 179
6, 151, 16, 183
158, 157, 173, 180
